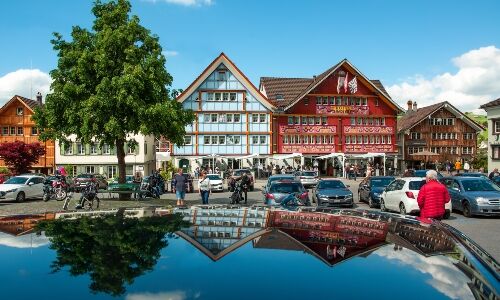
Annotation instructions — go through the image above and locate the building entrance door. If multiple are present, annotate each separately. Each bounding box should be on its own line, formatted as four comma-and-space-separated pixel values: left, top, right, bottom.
179, 159, 190, 172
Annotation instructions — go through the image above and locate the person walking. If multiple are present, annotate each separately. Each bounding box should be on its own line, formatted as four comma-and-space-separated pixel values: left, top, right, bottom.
417, 170, 450, 219
198, 172, 211, 205
463, 161, 470, 173
173, 168, 187, 206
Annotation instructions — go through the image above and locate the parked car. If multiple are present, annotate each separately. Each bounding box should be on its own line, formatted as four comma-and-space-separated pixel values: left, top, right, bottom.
264, 180, 310, 205
380, 177, 452, 218
0, 175, 45, 202
231, 169, 254, 191
412, 169, 444, 179
107, 175, 140, 192
358, 176, 396, 208
108, 175, 136, 185
171, 173, 194, 193
0, 174, 11, 184
263, 174, 294, 194
313, 179, 353, 207
206, 174, 223, 192
74, 174, 108, 190
440, 176, 500, 217
491, 175, 500, 187
294, 171, 319, 187
454, 172, 489, 179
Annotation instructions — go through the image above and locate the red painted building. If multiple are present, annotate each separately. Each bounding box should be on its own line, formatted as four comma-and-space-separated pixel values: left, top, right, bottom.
260, 59, 403, 173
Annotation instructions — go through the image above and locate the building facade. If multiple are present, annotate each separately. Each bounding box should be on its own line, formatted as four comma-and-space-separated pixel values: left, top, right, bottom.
260, 59, 403, 175
55, 134, 156, 178
398, 101, 484, 170
0, 94, 55, 174
174, 53, 275, 171
479, 98, 500, 172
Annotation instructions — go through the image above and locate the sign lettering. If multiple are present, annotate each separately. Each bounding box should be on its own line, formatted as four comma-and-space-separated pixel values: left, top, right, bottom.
279, 125, 337, 134
344, 126, 394, 134
316, 105, 369, 115
345, 144, 393, 153
282, 144, 336, 154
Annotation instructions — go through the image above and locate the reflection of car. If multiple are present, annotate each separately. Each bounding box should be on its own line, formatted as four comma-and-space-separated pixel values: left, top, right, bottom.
454, 172, 488, 179
263, 175, 294, 193
358, 176, 395, 208
294, 171, 319, 187
74, 174, 108, 190
492, 176, 500, 187
0, 174, 11, 184
313, 179, 353, 207
413, 170, 444, 179
264, 180, 310, 205
206, 174, 223, 192
108, 175, 136, 185
0, 175, 45, 202
440, 176, 500, 217
171, 174, 194, 193
380, 177, 451, 218
231, 169, 254, 191
107, 176, 140, 192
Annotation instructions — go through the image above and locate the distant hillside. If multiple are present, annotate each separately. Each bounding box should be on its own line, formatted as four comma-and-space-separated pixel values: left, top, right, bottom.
465, 112, 487, 143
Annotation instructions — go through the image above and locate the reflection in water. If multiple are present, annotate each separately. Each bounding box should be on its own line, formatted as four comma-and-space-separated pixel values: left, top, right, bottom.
36, 212, 186, 296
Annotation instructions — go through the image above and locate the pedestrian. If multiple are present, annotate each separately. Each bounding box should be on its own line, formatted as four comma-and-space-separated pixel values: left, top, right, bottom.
194, 167, 199, 179
173, 168, 187, 206
198, 171, 211, 204
488, 168, 499, 180
454, 160, 462, 174
445, 161, 451, 174
417, 170, 450, 220
464, 161, 470, 173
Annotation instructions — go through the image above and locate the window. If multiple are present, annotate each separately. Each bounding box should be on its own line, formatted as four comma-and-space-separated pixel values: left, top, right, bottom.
329, 97, 335, 105
357, 117, 362, 125
336, 97, 342, 105
375, 99, 379, 106
308, 117, 314, 125
375, 136, 380, 144
463, 133, 474, 140
259, 136, 267, 144
31, 127, 38, 135
215, 93, 221, 101
315, 117, 321, 125
85, 166, 95, 174
370, 135, 375, 144
217, 71, 226, 81
64, 144, 73, 155
408, 147, 424, 154
361, 98, 367, 106
381, 118, 385, 125
107, 166, 117, 178
410, 132, 421, 140
462, 147, 473, 155
350, 117, 355, 125
10, 127, 15, 135
259, 114, 266, 123
2, 127, 8, 135
145, 143, 148, 155
301, 116, 308, 125
211, 114, 217, 123
207, 92, 214, 101
387, 135, 392, 144
204, 114, 210, 123
16, 107, 23, 115
252, 136, 259, 144
363, 136, 368, 144
77, 143, 85, 155
211, 136, 218, 145
184, 136, 192, 145
230, 93, 237, 101
495, 121, 500, 133
218, 114, 226, 122
90, 144, 97, 155
288, 117, 294, 125
252, 114, 259, 123
226, 135, 241, 145
204, 136, 211, 145
103, 144, 111, 155
321, 117, 327, 125
226, 114, 233, 123
294, 116, 300, 125
357, 136, 362, 144
316, 97, 321, 105
283, 135, 289, 144
234, 114, 240, 122
345, 136, 351, 144
493, 146, 500, 159
17, 127, 23, 135
218, 136, 226, 145
381, 136, 386, 144
355, 98, 361, 106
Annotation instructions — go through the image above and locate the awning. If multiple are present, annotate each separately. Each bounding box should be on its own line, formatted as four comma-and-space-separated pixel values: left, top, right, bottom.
316, 153, 345, 160
156, 151, 171, 161
234, 154, 259, 160
272, 153, 302, 160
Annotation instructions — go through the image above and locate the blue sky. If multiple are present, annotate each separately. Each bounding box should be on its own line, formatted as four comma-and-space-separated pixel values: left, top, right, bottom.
1, 0, 499, 112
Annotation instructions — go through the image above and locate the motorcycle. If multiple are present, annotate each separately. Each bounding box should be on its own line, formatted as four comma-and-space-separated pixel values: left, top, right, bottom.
43, 176, 68, 202
230, 181, 248, 204
139, 180, 160, 199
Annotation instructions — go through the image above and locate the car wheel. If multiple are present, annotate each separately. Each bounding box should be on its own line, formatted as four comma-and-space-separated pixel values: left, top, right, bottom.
368, 197, 376, 208
462, 201, 472, 218
16, 192, 25, 203
443, 210, 451, 219
380, 199, 386, 212
399, 203, 407, 215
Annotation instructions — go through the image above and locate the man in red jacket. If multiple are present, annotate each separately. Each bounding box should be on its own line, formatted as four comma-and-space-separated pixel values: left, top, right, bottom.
417, 170, 450, 219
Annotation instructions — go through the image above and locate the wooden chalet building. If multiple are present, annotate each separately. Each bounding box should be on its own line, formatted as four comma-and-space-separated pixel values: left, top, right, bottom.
260, 59, 403, 175
0, 94, 55, 174
397, 100, 484, 170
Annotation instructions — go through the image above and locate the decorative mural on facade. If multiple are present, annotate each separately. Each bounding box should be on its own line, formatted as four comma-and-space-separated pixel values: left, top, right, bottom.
279, 125, 337, 134
282, 144, 336, 154
343, 126, 394, 134
344, 144, 393, 153
316, 105, 369, 115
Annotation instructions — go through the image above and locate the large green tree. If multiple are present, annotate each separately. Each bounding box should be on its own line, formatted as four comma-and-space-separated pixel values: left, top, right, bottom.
33, 0, 194, 191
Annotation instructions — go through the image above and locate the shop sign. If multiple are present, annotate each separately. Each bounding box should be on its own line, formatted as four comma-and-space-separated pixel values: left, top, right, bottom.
279, 125, 337, 134
345, 144, 393, 153
344, 126, 393, 134
282, 144, 336, 154
316, 105, 369, 115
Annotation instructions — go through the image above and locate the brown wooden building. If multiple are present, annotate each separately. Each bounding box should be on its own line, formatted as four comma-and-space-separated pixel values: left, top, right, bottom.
397, 100, 484, 170
0, 94, 55, 174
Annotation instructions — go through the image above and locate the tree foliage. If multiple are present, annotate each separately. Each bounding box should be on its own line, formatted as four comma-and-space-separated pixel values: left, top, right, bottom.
33, 0, 194, 186
36, 214, 187, 296
0, 141, 46, 174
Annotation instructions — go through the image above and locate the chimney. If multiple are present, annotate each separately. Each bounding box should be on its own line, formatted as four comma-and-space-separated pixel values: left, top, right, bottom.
407, 100, 413, 112
413, 101, 417, 111
36, 92, 42, 105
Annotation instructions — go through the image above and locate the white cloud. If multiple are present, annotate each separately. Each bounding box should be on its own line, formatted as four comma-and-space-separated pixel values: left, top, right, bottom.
387, 46, 500, 114
0, 232, 49, 249
0, 69, 51, 105
163, 50, 179, 57
126, 291, 186, 300
143, 0, 213, 6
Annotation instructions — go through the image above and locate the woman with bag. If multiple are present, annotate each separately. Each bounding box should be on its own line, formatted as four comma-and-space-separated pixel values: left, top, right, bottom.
198, 172, 211, 205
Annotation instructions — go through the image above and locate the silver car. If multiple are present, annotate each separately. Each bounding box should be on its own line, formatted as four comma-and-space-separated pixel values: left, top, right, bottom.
294, 171, 319, 187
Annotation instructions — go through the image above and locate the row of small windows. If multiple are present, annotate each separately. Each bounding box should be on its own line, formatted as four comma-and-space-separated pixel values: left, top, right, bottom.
410, 132, 474, 140
63, 143, 143, 155
283, 135, 334, 145
203, 135, 242, 145
339, 218, 385, 230
429, 118, 455, 126
315, 96, 370, 106
203, 113, 267, 123
279, 213, 329, 223
408, 147, 474, 155
345, 135, 392, 144
350, 117, 386, 126
287, 116, 328, 125
0, 126, 38, 136
205, 92, 238, 102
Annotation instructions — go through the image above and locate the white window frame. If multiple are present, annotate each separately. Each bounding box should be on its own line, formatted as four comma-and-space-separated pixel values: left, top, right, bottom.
259, 114, 266, 123
103, 144, 111, 155
16, 107, 23, 116
90, 144, 98, 155
184, 136, 192, 145
77, 143, 85, 155
251, 136, 259, 144
259, 135, 266, 144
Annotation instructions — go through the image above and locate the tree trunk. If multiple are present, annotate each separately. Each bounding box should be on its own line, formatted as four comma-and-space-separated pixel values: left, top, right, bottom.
116, 139, 130, 200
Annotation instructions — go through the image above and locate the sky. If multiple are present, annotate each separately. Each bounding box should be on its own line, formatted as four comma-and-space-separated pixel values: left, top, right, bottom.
0, 0, 499, 114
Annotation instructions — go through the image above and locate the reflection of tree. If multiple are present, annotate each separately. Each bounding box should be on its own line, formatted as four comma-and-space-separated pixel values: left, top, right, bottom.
36, 214, 187, 296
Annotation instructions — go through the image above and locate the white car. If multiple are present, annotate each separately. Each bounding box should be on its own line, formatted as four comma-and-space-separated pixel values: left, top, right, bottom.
0, 175, 45, 202
206, 174, 224, 192
380, 177, 452, 219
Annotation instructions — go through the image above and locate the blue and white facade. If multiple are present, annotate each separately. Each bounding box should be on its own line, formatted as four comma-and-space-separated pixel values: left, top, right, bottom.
174, 53, 275, 171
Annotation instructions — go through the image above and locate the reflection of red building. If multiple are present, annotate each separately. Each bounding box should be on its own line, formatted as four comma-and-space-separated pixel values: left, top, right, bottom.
260, 60, 403, 165
0, 213, 55, 236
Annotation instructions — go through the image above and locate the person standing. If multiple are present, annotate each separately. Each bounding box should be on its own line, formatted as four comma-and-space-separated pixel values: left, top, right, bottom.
454, 160, 462, 174
489, 168, 499, 180
463, 161, 470, 173
173, 168, 187, 206
417, 170, 450, 219
198, 172, 211, 205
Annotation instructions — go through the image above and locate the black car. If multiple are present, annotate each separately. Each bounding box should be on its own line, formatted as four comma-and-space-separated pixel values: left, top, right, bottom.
313, 179, 353, 207
358, 176, 396, 208
171, 173, 194, 193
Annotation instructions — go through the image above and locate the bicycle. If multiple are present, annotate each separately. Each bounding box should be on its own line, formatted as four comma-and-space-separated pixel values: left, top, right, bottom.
62, 184, 100, 211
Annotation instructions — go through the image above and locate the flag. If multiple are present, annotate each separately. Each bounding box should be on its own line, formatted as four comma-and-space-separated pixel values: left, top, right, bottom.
337, 76, 343, 94
348, 76, 358, 93
344, 73, 348, 93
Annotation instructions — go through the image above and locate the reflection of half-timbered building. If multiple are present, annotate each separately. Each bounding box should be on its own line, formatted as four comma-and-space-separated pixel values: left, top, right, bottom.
174, 53, 275, 171
260, 60, 403, 174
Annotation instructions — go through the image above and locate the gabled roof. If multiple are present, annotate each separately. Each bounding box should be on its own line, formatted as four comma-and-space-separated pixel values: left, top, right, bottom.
0, 95, 41, 114
176, 53, 275, 111
479, 97, 500, 110
397, 101, 484, 133
259, 59, 403, 113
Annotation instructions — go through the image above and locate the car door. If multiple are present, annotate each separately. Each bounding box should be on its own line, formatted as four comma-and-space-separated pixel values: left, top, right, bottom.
387, 180, 405, 211
25, 178, 38, 198
29, 177, 45, 198
358, 178, 368, 201
382, 180, 397, 209
450, 180, 463, 211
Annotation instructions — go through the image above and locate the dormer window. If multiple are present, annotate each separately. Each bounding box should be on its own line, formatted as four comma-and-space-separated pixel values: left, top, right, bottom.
217, 71, 226, 81
275, 94, 284, 101
16, 107, 23, 116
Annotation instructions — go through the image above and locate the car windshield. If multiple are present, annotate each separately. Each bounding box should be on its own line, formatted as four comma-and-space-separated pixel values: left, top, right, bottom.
461, 179, 500, 192
269, 176, 293, 184
269, 183, 303, 194
4, 177, 29, 184
409, 180, 426, 190
371, 178, 394, 187
77, 174, 93, 178
207, 175, 221, 180
233, 170, 250, 176
318, 181, 345, 189
301, 171, 317, 177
